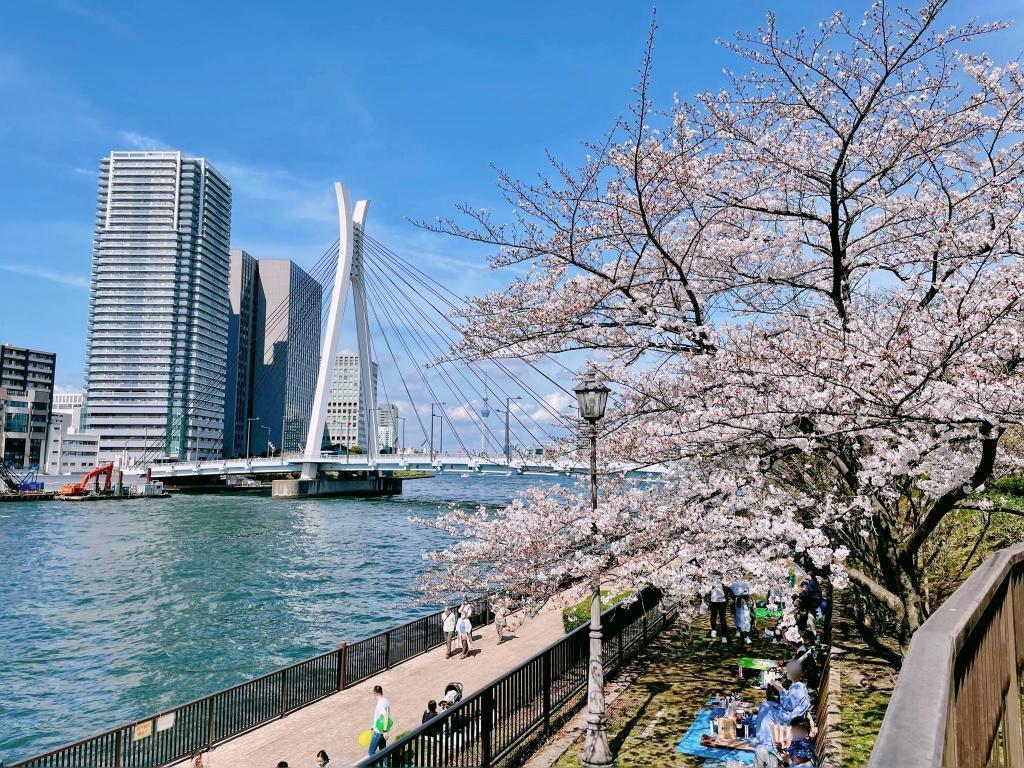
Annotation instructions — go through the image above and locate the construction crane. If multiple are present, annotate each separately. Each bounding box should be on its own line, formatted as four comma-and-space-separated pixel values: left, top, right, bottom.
0, 462, 43, 493
58, 463, 114, 497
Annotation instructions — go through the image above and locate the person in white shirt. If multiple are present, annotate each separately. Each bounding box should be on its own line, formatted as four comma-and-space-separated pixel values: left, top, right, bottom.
456, 615, 474, 658
442, 606, 457, 658
709, 582, 728, 642
459, 596, 474, 620
368, 685, 391, 756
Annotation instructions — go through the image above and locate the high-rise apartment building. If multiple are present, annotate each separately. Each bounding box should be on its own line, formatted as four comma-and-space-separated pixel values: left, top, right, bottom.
0, 345, 56, 469
83, 151, 232, 464
325, 352, 377, 451
378, 403, 399, 452
222, 253, 322, 457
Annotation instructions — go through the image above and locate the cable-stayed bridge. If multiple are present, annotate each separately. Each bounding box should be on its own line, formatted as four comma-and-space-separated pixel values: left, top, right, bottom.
140, 182, 637, 496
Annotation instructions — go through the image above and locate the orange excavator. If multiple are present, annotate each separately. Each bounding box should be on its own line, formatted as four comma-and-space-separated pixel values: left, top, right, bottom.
58, 463, 115, 497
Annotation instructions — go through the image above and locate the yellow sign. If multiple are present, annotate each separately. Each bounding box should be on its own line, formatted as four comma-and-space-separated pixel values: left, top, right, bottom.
133, 719, 154, 741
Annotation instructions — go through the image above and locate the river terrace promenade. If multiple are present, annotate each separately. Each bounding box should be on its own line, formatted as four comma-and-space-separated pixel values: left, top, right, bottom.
172, 602, 566, 767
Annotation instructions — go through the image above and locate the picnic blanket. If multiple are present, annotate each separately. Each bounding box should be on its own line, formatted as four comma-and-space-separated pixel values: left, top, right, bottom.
676, 704, 756, 765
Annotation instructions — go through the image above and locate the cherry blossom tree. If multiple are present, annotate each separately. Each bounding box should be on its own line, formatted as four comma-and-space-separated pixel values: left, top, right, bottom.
420, 0, 1024, 643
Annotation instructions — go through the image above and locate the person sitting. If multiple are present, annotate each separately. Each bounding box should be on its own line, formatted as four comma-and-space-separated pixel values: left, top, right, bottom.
422, 699, 438, 723
754, 715, 817, 767
754, 661, 810, 748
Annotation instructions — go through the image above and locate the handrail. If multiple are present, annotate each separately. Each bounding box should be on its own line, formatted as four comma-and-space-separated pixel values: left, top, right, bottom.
8, 595, 495, 768
868, 543, 1024, 768
363, 586, 672, 767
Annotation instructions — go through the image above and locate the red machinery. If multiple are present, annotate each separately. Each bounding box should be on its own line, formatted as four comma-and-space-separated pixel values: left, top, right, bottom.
58, 463, 115, 497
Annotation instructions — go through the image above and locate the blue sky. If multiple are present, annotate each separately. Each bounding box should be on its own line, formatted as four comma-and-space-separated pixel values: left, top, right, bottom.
1, 0, 1021, 446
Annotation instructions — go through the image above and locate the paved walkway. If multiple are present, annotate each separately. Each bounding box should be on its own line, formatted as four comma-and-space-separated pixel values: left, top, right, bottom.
178, 603, 567, 768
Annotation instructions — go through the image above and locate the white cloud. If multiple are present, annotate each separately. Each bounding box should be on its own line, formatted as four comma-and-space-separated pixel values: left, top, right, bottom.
117, 130, 171, 151
0, 262, 88, 288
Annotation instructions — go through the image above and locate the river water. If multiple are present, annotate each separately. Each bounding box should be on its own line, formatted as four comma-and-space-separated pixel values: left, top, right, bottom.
0, 474, 564, 763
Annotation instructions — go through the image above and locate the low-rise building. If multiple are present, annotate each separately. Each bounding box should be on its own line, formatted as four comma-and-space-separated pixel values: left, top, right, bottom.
45, 412, 101, 475
0, 345, 56, 469
53, 391, 84, 431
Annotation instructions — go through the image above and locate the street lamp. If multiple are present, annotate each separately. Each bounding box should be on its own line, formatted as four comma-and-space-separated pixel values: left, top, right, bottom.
504, 395, 522, 463
430, 402, 446, 460
245, 417, 260, 461
573, 368, 612, 768
398, 416, 406, 454
260, 424, 271, 458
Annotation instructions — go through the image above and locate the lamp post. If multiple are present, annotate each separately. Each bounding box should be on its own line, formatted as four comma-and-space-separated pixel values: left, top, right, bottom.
504, 395, 521, 463
430, 402, 446, 460
260, 425, 271, 458
245, 417, 260, 461
398, 417, 406, 454
573, 369, 612, 768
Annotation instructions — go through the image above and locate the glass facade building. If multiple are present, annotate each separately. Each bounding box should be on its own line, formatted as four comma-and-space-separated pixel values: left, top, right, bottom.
83, 151, 232, 463
223, 253, 322, 457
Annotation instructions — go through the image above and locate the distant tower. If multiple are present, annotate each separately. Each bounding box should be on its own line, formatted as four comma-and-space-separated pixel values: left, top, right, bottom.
480, 380, 491, 454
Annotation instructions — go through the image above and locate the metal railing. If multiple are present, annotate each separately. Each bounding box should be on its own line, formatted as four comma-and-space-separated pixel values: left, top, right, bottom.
9, 596, 495, 768
364, 586, 672, 768
869, 543, 1024, 768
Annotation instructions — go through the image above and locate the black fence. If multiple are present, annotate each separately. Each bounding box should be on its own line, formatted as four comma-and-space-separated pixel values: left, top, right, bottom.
10, 596, 495, 768
364, 586, 673, 768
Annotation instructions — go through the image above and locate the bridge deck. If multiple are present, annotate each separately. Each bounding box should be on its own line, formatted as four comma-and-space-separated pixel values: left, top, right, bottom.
174, 601, 566, 767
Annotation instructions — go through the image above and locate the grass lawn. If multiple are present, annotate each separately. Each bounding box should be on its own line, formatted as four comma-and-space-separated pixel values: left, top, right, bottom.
552, 617, 780, 767
831, 615, 899, 767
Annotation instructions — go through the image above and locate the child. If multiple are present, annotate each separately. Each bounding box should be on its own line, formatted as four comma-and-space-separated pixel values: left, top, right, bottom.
735, 594, 753, 645
778, 717, 817, 766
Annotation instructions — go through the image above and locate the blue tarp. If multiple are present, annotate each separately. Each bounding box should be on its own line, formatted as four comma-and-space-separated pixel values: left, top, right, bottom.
675, 705, 756, 765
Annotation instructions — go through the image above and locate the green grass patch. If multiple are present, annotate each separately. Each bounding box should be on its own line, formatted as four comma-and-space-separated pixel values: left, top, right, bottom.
562, 590, 632, 633
552, 614, 779, 767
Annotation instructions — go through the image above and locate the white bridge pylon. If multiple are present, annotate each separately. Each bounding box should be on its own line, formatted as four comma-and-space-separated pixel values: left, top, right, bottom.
302, 182, 378, 479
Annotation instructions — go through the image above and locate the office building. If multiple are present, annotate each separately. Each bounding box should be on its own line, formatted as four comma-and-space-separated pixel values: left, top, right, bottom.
45, 412, 101, 474
224, 250, 257, 458
325, 352, 377, 451
0, 345, 56, 469
222, 254, 322, 457
53, 391, 84, 431
378, 403, 399, 452
83, 150, 232, 464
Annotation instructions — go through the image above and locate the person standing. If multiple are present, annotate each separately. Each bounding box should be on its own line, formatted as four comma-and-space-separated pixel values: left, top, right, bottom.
735, 594, 753, 645
316, 750, 330, 767
422, 699, 438, 724
492, 601, 508, 645
442, 606, 457, 658
456, 613, 474, 658
459, 595, 474, 620
709, 581, 728, 642
368, 685, 392, 757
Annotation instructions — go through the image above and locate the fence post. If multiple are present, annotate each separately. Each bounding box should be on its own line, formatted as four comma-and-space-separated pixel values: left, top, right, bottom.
481, 687, 494, 766
337, 643, 347, 691
542, 650, 552, 734
206, 697, 215, 749
618, 609, 625, 669
384, 631, 391, 670
423, 616, 430, 653
114, 729, 123, 767
280, 669, 288, 718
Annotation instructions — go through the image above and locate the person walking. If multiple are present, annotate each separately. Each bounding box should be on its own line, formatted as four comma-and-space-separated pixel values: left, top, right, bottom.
316, 749, 330, 767
456, 613, 474, 658
459, 595, 474, 620
709, 581, 728, 642
442, 606, 457, 658
368, 685, 392, 757
422, 699, 438, 724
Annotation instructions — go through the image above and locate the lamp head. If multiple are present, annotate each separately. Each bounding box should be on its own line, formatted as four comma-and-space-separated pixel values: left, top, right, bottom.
573, 370, 610, 423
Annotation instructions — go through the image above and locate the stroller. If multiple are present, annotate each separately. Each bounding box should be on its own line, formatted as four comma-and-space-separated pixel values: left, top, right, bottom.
440, 681, 463, 710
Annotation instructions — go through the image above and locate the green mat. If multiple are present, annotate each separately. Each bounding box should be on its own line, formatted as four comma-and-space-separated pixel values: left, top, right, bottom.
737, 657, 775, 671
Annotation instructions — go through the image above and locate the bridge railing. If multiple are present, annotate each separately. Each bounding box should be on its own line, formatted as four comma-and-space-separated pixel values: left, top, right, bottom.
868, 543, 1024, 768
363, 586, 672, 768
9, 596, 495, 768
